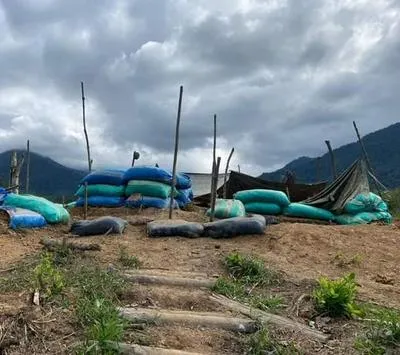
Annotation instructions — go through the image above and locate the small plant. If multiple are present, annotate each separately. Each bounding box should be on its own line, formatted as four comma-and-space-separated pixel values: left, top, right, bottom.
251, 295, 284, 313
118, 247, 141, 269
355, 306, 400, 354
225, 252, 279, 286
33, 252, 65, 298
334, 252, 363, 268
313, 272, 361, 318
212, 277, 246, 299
247, 326, 301, 354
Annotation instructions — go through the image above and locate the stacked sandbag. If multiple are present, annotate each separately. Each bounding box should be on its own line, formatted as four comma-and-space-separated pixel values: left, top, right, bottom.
3, 194, 70, 224
283, 203, 335, 221
75, 169, 126, 207
175, 173, 194, 208
123, 166, 179, 209
335, 193, 392, 225
234, 189, 290, 215
206, 199, 246, 219
0, 206, 47, 229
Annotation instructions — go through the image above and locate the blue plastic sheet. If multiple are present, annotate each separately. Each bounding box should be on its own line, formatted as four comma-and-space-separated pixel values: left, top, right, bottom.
75, 196, 126, 207
0, 206, 47, 229
80, 169, 126, 186
125, 196, 178, 209
123, 166, 172, 184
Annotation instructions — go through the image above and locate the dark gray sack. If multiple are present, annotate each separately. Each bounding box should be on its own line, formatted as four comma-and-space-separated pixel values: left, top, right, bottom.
70, 216, 128, 236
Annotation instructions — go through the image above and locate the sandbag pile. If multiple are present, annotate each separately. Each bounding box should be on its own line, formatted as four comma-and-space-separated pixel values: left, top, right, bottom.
234, 189, 290, 215
335, 193, 392, 225
175, 173, 194, 208
75, 170, 126, 207
123, 166, 179, 209
206, 199, 246, 219
283, 203, 335, 221
3, 194, 70, 224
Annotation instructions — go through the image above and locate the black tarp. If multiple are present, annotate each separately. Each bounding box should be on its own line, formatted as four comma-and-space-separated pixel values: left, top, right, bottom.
193, 171, 327, 207
302, 159, 370, 213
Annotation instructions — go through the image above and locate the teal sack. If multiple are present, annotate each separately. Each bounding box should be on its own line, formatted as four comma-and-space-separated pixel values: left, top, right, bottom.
4, 194, 70, 224
244, 202, 281, 215
283, 203, 334, 221
206, 199, 246, 219
125, 180, 177, 199
75, 184, 125, 197
234, 189, 290, 206
336, 211, 392, 225
344, 192, 388, 215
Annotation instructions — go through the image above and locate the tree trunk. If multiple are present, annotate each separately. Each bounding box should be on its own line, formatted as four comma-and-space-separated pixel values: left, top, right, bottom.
10, 151, 24, 194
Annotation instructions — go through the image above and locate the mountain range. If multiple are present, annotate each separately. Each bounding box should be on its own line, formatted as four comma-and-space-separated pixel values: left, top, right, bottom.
260, 122, 400, 188
0, 121, 399, 198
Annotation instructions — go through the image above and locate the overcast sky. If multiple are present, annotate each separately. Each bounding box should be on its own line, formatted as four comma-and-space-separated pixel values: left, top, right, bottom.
0, 0, 399, 174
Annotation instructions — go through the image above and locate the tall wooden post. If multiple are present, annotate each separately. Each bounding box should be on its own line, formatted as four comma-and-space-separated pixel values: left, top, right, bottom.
210, 114, 217, 206
169, 85, 184, 219
325, 140, 337, 180
352, 121, 382, 196
10, 151, 24, 194
238, 165, 241, 173
223, 148, 234, 199
81, 81, 92, 173
209, 157, 221, 222
26, 140, 30, 193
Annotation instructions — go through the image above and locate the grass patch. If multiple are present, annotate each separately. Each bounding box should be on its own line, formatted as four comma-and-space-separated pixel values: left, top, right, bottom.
247, 327, 302, 354
333, 252, 363, 268
313, 272, 362, 318
355, 306, 400, 354
118, 247, 142, 269
250, 295, 284, 313
212, 277, 246, 299
225, 252, 280, 286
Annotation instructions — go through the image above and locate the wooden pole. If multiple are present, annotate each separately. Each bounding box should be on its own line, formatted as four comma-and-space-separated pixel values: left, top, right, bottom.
325, 140, 337, 180
169, 85, 183, 219
84, 181, 88, 220
237, 165, 241, 173
209, 157, 221, 222
26, 140, 30, 193
223, 148, 234, 199
352, 121, 382, 196
81, 81, 92, 173
210, 114, 217, 207
10, 151, 24, 194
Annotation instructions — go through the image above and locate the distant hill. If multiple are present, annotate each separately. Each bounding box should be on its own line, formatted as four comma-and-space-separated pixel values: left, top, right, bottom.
260, 122, 400, 188
0, 150, 86, 197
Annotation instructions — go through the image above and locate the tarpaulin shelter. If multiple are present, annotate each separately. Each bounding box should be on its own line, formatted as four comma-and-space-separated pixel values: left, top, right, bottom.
193, 171, 327, 207
302, 159, 372, 213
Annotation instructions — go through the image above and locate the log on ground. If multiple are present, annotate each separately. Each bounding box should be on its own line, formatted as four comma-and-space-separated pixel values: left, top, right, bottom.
122, 273, 215, 288
40, 238, 101, 251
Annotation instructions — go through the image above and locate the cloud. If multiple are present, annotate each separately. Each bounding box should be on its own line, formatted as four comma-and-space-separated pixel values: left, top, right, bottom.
0, 0, 399, 176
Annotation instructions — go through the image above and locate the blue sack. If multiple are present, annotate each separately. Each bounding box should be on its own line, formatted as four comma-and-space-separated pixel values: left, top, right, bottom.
0, 187, 8, 204
123, 166, 172, 184
126, 196, 178, 209
176, 188, 193, 207
0, 206, 47, 229
175, 173, 192, 189
75, 196, 126, 207
80, 169, 126, 186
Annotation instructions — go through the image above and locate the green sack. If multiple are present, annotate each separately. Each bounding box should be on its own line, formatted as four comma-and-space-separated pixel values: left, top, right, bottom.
4, 194, 70, 224
344, 192, 388, 215
125, 180, 177, 199
75, 184, 125, 197
206, 199, 246, 219
234, 189, 290, 207
335, 211, 392, 225
244, 202, 281, 215
283, 203, 334, 221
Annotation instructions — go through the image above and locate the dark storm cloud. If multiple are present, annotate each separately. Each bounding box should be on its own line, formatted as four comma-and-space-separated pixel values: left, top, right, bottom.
0, 0, 399, 172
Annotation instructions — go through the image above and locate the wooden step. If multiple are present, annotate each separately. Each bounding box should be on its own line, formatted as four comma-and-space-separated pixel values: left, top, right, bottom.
122, 273, 216, 288
119, 307, 256, 333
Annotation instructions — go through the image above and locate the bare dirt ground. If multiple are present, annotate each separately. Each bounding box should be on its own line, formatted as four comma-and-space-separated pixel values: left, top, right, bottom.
0, 207, 399, 354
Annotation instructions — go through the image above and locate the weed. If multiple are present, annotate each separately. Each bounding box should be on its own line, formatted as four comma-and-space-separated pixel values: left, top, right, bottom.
118, 247, 141, 269
247, 326, 301, 354
334, 252, 363, 268
250, 295, 284, 313
33, 252, 65, 298
313, 273, 361, 318
225, 252, 279, 286
355, 306, 400, 354
212, 277, 246, 299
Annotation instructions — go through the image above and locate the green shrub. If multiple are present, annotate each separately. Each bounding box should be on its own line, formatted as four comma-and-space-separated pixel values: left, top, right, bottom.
118, 247, 141, 269
313, 273, 361, 318
247, 327, 301, 354
33, 252, 65, 298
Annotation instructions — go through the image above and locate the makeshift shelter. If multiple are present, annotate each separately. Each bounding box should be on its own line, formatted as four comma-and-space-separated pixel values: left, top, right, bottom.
302, 159, 372, 213
193, 171, 327, 207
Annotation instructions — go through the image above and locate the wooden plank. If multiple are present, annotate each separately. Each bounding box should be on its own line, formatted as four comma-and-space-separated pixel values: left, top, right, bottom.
103, 342, 206, 355
122, 273, 215, 288
209, 294, 329, 342
119, 307, 257, 333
